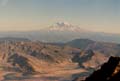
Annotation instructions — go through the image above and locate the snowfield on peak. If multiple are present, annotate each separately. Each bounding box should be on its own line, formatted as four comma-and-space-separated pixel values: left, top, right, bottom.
48, 22, 88, 32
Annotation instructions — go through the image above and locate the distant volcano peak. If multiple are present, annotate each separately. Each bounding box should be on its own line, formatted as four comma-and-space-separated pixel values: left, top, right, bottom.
49, 21, 84, 32
54, 21, 72, 27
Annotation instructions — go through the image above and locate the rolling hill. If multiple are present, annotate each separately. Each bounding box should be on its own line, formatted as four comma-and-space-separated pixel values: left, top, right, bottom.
66, 39, 120, 56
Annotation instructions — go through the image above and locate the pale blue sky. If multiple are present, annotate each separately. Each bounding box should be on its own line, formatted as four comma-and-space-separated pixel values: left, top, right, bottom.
0, 0, 120, 33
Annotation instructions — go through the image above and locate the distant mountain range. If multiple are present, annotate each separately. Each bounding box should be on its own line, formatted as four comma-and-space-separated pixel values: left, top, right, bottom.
0, 22, 120, 43
0, 37, 119, 57
0, 37, 30, 42
65, 39, 120, 56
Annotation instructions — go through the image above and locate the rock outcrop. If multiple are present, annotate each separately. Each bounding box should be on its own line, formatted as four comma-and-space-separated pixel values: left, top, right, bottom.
73, 56, 120, 81
85, 56, 120, 81
8, 54, 35, 73
72, 50, 107, 69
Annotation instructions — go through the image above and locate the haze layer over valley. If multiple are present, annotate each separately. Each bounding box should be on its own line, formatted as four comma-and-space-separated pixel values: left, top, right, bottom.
0, 22, 120, 44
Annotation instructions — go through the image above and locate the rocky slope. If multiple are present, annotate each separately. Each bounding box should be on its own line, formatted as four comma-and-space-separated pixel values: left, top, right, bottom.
73, 56, 120, 81
0, 41, 74, 73
85, 56, 120, 81
66, 39, 120, 56
72, 49, 108, 69
0, 38, 118, 81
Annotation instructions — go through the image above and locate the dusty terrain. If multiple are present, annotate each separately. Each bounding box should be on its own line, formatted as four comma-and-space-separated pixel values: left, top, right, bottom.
0, 38, 115, 81
1, 63, 87, 81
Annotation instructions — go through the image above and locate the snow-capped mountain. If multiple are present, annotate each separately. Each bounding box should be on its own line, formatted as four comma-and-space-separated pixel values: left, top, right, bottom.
48, 22, 88, 32
0, 22, 119, 43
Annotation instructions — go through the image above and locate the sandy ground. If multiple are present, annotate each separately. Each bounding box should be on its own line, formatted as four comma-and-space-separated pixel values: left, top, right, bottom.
3, 68, 86, 81
1, 63, 87, 81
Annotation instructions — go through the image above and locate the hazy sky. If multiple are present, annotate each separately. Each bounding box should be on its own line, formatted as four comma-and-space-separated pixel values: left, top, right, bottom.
0, 0, 120, 33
